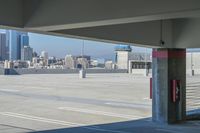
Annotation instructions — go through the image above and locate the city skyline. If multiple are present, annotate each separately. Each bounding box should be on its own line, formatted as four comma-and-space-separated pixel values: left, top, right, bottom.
1, 29, 152, 60
29, 32, 152, 60
0, 30, 31, 61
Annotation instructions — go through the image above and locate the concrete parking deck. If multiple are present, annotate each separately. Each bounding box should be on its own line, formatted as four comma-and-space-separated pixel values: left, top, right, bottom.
0, 74, 199, 133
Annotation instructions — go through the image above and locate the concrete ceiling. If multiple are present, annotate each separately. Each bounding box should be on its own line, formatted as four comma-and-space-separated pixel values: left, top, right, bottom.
0, 0, 200, 48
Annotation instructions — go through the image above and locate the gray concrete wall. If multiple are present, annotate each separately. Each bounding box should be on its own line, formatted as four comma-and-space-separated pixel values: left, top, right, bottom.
12, 69, 79, 75
0, 69, 5, 75
131, 69, 152, 75
85, 69, 127, 74
1, 68, 127, 75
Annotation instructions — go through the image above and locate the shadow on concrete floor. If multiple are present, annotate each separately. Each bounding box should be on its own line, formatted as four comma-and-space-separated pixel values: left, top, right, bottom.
187, 108, 200, 120
30, 117, 200, 133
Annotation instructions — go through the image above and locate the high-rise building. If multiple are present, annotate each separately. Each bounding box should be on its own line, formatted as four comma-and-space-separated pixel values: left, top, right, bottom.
41, 51, 48, 60
32, 51, 38, 57
65, 55, 77, 69
76, 55, 91, 61
48, 56, 56, 65
32, 57, 39, 64
40, 51, 48, 66
6, 30, 19, 61
21, 46, 33, 61
20, 34, 29, 48
77, 57, 89, 69
6, 30, 29, 61
0, 33, 6, 61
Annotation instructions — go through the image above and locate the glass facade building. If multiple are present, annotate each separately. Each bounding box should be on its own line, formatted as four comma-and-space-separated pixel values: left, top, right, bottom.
0, 33, 6, 61
6, 30, 29, 61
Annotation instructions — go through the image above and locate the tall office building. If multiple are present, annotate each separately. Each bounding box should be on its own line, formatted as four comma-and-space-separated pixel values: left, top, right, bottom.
32, 51, 38, 57
21, 46, 33, 61
41, 51, 48, 60
65, 55, 77, 69
6, 30, 29, 61
40, 51, 48, 66
77, 57, 89, 69
0, 33, 6, 61
20, 34, 29, 48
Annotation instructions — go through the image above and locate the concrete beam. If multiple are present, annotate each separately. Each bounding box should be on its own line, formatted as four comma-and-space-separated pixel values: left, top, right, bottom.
173, 18, 200, 48
23, 0, 200, 31
0, 0, 23, 27
52, 20, 173, 48
0, 0, 200, 48
52, 18, 200, 48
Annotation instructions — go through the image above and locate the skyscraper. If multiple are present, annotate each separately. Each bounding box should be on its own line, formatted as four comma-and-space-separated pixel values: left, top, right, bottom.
40, 51, 48, 66
65, 55, 77, 69
6, 30, 19, 61
20, 34, 29, 48
6, 30, 29, 61
21, 46, 33, 61
41, 51, 48, 60
0, 33, 6, 61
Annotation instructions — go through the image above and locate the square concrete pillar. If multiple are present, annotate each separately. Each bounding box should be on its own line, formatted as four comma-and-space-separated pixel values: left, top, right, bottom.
152, 48, 186, 124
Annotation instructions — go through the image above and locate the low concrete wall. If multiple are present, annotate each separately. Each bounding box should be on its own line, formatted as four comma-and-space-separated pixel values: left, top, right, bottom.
0, 68, 5, 75
187, 69, 200, 75
12, 69, 79, 75
131, 69, 152, 75
2, 68, 128, 75
85, 69, 127, 73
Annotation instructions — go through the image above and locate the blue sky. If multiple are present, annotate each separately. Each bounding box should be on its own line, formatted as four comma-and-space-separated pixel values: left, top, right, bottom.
1, 29, 152, 60
28, 33, 152, 59
1, 29, 200, 58
29, 33, 116, 60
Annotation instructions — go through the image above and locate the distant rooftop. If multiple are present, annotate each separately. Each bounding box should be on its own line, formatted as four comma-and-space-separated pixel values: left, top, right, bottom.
115, 45, 132, 52
187, 48, 200, 53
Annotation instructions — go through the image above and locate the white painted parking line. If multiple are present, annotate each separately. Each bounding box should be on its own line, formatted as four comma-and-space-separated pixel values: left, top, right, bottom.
25, 86, 53, 90
143, 97, 152, 100
58, 107, 146, 120
0, 112, 80, 126
156, 128, 180, 133
0, 112, 131, 133
105, 102, 150, 109
3, 85, 53, 90
0, 89, 20, 92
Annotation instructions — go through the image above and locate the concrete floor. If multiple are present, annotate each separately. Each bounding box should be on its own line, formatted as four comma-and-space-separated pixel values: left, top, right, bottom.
0, 73, 199, 133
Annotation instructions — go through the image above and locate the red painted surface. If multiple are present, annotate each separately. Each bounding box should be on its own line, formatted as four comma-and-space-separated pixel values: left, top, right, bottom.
172, 80, 180, 103
150, 78, 152, 99
152, 50, 186, 59
172, 80, 177, 102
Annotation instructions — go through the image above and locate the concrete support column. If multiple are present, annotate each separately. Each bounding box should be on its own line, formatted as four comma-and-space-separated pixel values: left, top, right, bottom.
128, 61, 132, 74
152, 48, 186, 124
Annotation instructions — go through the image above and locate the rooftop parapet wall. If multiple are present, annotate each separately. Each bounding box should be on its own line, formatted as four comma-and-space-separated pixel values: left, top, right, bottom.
2, 68, 127, 75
